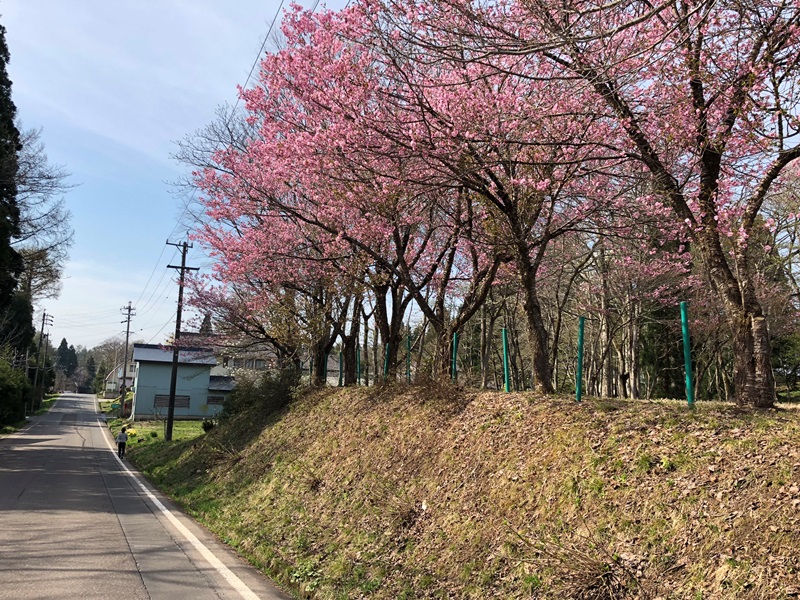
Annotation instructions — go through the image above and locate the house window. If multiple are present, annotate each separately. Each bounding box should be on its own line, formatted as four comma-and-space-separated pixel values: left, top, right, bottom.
154, 395, 190, 408
255, 359, 266, 370
207, 396, 225, 405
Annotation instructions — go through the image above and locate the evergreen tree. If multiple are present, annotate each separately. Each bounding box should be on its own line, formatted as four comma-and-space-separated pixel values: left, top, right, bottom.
0, 290, 33, 352
94, 360, 108, 395
86, 355, 96, 382
199, 313, 213, 335
0, 24, 23, 311
66, 344, 78, 377
55, 337, 69, 373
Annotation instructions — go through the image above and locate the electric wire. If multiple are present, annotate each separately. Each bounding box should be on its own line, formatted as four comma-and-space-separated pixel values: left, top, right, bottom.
147, 311, 177, 344
137, 274, 175, 319
59, 2, 314, 351
136, 247, 179, 316
237, 0, 285, 102
134, 243, 169, 307
166, 187, 198, 246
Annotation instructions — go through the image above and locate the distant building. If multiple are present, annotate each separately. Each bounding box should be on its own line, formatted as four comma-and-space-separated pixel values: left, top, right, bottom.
103, 362, 135, 398
130, 343, 233, 420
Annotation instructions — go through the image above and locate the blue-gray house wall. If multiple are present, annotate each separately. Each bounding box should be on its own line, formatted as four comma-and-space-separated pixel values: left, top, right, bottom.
132, 361, 222, 420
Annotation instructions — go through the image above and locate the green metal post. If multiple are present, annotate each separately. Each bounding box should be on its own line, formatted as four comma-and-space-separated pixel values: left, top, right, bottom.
680, 301, 695, 407
576, 316, 585, 402
406, 334, 411, 383
338, 352, 343, 387
451, 332, 459, 381
383, 343, 390, 379
356, 347, 361, 385
502, 328, 510, 392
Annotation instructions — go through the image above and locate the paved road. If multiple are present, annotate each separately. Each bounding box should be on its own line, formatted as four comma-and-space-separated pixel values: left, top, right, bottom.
0, 393, 292, 600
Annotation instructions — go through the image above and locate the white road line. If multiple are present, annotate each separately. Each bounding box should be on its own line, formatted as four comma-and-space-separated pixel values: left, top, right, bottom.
100, 419, 261, 600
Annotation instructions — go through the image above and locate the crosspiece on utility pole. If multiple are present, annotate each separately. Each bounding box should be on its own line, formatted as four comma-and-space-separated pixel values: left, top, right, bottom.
165, 240, 199, 441
119, 302, 136, 407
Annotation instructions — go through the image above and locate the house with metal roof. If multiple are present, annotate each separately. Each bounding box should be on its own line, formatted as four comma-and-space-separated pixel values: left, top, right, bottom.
130, 343, 233, 420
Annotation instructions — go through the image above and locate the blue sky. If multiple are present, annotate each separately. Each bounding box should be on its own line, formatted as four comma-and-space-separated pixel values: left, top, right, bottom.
3, 0, 343, 350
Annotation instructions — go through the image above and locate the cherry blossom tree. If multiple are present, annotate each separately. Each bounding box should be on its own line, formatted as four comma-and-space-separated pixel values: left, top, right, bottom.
324, 2, 626, 391
377, 0, 800, 407
185, 0, 799, 404
188, 6, 507, 379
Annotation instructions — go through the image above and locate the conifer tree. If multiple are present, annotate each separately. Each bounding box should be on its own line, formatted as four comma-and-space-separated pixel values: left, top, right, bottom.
55, 337, 69, 374
0, 24, 22, 311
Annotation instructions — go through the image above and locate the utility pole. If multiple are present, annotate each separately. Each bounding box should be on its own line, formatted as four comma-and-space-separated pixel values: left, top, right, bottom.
119, 301, 136, 415
165, 240, 198, 441
31, 311, 53, 413
41, 333, 50, 402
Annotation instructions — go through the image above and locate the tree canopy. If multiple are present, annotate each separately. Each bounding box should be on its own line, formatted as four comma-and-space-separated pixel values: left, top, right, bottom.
182, 0, 800, 407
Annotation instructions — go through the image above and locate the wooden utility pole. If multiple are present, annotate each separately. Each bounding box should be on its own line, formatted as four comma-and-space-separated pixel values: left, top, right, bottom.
165, 241, 198, 441
119, 302, 136, 414
31, 311, 53, 412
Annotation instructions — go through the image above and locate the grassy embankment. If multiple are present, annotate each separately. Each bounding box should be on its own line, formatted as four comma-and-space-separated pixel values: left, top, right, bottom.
124, 385, 800, 599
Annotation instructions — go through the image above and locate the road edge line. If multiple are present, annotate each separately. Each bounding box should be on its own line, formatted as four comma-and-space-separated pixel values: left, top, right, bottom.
99, 418, 261, 600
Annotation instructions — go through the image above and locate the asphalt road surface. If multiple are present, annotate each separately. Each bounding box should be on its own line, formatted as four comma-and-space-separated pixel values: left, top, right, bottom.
0, 393, 292, 600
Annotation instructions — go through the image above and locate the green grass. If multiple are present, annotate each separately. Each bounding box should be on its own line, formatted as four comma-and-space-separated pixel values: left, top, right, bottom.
98, 399, 114, 414
108, 418, 204, 446
35, 394, 60, 415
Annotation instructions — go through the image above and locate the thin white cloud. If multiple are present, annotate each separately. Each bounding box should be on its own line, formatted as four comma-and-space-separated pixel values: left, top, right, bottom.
4, 0, 347, 348
6, 0, 278, 163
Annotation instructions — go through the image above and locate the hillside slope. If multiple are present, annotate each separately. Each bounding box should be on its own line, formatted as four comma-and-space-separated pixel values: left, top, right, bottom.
131, 386, 800, 599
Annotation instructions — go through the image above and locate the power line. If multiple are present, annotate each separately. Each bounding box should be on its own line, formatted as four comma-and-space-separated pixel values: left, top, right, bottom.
137, 246, 179, 316
147, 312, 177, 344
166, 187, 199, 247
237, 0, 285, 105
57, 308, 121, 319
137, 273, 176, 318
134, 243, 170, 306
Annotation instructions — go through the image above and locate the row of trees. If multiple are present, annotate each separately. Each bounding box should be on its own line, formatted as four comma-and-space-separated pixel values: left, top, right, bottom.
0, 21, 73, 425
180, 0, 799, 408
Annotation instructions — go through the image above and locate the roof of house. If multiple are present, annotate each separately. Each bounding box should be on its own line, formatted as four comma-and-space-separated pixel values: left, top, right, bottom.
132, 343, 217, 366
209, 375, 236, 392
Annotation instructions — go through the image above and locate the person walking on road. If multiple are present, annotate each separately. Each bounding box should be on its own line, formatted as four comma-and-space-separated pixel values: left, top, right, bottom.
116, 427, 128, 459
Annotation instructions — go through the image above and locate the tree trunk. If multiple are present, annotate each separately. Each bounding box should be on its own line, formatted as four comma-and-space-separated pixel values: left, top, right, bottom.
372, 283, 411, 380
311, 337, 331, 386
413, 318, 427, 383
615, 342, 628, 399
372, 319, 379, 382
628, 299, 641, 399
510, 318, 528, 389
598, 247, 614, 398
431, 324, 452, 378
702, 230, 776, 408
731, 313, 775, 408
362, 310, 370, 386
519, 266, 554, 394
481, 306, 499, 389
340, 296, 362, 386
342, 331, 358, 386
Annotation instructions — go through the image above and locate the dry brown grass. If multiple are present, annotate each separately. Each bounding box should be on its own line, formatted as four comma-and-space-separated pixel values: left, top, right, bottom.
132, 386, 800, 599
